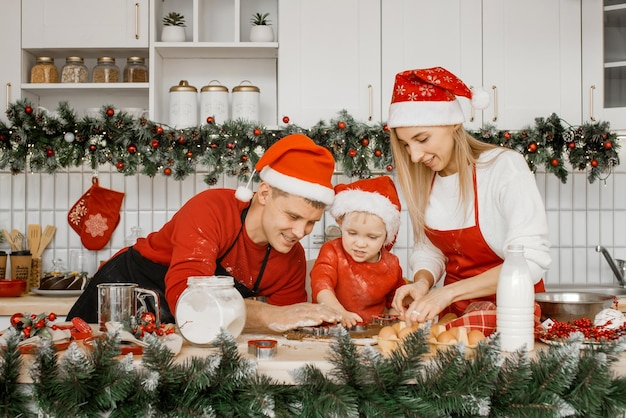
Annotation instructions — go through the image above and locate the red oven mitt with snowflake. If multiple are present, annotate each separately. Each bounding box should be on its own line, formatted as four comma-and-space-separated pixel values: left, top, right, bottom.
68, 177, 124, 250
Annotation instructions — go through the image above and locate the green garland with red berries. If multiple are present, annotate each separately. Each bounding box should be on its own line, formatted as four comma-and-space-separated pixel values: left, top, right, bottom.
0, 100, 620, 184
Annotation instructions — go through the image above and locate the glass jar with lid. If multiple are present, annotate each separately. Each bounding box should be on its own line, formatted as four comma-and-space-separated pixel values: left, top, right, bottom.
92, 57, 120, 83
61, 56, 89, 83
30, 57, 58, 83
231, 80, 260, 122
123, 56, 148, 82
175, 275, 246, 346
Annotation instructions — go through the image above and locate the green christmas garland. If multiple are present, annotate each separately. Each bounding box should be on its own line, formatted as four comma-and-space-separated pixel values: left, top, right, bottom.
0, 100, 620, 184
2, 327, 626, 417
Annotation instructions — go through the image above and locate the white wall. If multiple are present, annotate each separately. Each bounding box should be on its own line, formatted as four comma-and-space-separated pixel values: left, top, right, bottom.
1, 144, 625, 287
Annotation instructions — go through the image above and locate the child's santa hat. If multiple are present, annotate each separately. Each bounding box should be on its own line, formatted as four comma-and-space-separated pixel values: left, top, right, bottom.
387, 66, 489, 128
235, 133, 336, 205
330, 176, 401, 247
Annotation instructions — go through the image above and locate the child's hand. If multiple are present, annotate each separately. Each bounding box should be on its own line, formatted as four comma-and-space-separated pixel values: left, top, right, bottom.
340, 311, 363, 328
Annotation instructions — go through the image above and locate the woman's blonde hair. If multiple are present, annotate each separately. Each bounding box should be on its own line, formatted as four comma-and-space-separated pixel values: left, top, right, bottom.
390, 125, 499, 241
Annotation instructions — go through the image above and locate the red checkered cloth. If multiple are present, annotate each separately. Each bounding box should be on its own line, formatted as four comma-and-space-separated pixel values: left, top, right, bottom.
445, 301, 542, 337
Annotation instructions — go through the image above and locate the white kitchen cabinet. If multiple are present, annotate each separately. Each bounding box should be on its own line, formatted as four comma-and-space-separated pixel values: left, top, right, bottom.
482, 0, 581, 130
582, 0, 626, 130
0, 1, 20, 125
22, 0, 149, 48
278, 0, 381, 128
381, 0, 483, 129
150, 0, 279, 127
382, 0, 581, 131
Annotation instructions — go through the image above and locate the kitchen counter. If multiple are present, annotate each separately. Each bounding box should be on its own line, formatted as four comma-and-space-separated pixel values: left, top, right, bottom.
0, 293, 79, 316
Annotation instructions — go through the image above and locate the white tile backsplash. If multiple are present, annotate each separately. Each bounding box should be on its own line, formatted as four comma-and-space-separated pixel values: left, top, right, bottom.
1, 144, 625, 288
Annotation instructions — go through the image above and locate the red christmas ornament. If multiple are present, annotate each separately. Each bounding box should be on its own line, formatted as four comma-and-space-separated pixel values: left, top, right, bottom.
383, 124, 389, 132
337, 121, 347, 130
374, 149, 382, 157
604, 140, 613, 150
0, 134, 5, 142
163, 167, 172, 176
253, 128, 262, 136
128, 145, 137, 154
116, 161, 125, 170
89, 144, 97, 152
46, 148, 55, 157
568, 142, 576, 150
348, 148, 357, 157
178, 135, 186, 144
206, 116, 214, 124
550, 158, 559, 167
186, 151, 193, 158
25, 106, 33, 115
10, 313, 24, 327
47, 312, 57, 321
106, 108, 115, 117
590, 159, 599, 168
151, 139, 160, 149
210, 142, 218, 149
156, 126, 164, 135
282, 116, 290, 124
227, 142, 235, 149
527, 142, 538, 153
386, 164, 394, 172
240, 155, 248, 162
360, 138, 369, 147
504, 131, 511, 140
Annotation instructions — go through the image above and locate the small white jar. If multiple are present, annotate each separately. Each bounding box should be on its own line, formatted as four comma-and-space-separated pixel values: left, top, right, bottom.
169, 80, 198, 128
175, 276, 246, 346
200, 80, 229, 124
231, 80, 260, 122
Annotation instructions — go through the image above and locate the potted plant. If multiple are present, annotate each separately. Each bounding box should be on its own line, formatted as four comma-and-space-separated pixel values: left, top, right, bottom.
249, 12, 274, 42
161, 12, 186, 42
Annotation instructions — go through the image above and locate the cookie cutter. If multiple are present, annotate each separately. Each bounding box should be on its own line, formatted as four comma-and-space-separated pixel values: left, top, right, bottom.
247, 339, 278, 359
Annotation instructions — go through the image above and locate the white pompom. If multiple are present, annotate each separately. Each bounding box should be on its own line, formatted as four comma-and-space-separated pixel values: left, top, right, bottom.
235, 186, 253, 202
471, 87, 490, 110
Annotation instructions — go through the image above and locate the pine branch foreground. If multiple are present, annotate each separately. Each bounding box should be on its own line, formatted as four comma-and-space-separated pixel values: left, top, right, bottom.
2, 328, 626, 417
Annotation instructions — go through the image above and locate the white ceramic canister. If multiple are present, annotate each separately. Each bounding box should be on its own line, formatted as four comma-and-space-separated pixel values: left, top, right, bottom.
231, 80, 260, 122
169, 80, 198, 128
175, 275, 246, 346
200, 80, 229, 124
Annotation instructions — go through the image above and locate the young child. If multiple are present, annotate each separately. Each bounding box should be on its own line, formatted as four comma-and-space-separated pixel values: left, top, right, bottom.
310, 176, 405, 327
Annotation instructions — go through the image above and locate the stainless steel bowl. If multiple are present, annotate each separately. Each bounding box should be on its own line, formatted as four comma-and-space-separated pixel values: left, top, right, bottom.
535, 291, 615, 323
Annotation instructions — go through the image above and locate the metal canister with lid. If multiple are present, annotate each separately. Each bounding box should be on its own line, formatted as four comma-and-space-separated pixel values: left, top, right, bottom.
231, 80, 260, 122
169, 80, 198, 128
200, 80, 229, 124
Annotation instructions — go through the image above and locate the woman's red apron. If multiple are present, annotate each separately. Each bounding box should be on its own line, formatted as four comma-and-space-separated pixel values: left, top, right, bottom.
425, 167, 545, 318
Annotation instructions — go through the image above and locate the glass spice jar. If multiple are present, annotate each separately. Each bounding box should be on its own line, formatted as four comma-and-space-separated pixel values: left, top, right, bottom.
30, 57, 58, 83
123, 56, 148, 82
92, 57, 120, 83
61, 56, 89, 83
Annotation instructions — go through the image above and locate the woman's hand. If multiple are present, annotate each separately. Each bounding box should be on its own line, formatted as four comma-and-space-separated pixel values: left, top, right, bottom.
400, 286, 454, 326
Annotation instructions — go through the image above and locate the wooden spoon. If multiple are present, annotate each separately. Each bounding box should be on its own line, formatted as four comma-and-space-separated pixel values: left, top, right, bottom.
37, 225, 57, 257
2, 229, 17, 251
28, 224, 41, 256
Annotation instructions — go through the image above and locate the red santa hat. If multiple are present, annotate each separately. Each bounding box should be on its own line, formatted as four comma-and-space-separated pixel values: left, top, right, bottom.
330, 176, 401, 247
235, 133, 336, 205
387, 66, 489, 128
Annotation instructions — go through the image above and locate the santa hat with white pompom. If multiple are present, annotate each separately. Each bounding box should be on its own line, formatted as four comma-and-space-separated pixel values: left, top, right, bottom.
387, 66, 490, 128
235, 133, 336, 205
